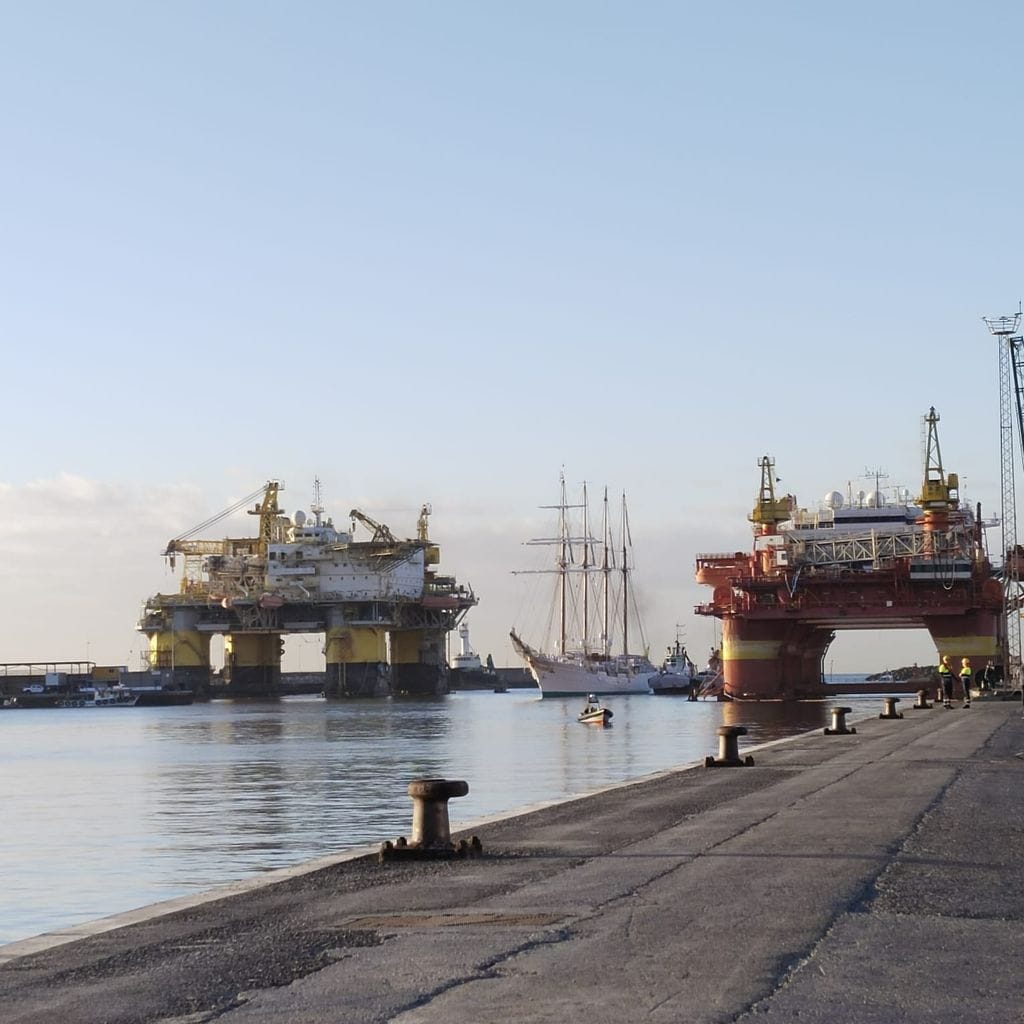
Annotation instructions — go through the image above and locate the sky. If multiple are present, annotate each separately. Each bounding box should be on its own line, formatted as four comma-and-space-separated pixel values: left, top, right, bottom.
1, 2, 1022, 675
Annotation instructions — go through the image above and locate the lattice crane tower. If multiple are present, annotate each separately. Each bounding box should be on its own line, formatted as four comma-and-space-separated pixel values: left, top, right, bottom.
983, 310, 1024, 686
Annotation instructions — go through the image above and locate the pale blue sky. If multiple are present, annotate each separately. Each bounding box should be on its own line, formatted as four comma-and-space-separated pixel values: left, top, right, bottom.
1, 3, 1021, 671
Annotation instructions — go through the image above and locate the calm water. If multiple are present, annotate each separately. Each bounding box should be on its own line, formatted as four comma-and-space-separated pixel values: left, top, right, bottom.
1, 685, 878, 945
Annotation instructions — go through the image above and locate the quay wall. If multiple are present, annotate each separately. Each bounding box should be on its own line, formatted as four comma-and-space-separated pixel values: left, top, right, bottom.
1, 696, 1020, 1023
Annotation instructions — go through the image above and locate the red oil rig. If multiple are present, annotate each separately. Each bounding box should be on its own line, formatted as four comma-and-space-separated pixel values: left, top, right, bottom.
695, 408, 1003, 700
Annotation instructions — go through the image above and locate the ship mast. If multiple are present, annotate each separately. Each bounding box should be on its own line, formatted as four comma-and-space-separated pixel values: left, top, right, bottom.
582, 481, 590, 655
601, 488, 611, 658
558, 473, 569, 657
621, 491, 629, 656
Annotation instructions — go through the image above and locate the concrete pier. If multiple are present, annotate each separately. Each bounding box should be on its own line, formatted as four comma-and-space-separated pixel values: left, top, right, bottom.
2, 699, 1022, 1023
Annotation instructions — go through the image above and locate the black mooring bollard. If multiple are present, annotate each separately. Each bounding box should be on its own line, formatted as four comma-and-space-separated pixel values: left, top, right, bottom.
380, 778, 482, 862
879, 696, 903, 720
912, 689, 933, 710
705, 725, 754, 767
824, 706, 856, 735
408, 778, 467, 848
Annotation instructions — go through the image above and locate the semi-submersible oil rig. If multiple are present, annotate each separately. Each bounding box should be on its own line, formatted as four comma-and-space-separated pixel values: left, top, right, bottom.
695, 408, 1005, 700
137, 482, 476, 698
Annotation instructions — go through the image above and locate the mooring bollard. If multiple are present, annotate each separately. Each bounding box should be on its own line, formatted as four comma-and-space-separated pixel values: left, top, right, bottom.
879, 696, 903, 720
824, 706, 856, 735
705, 725, 755, 767
912, 689, 933, 710
380, 778, 483, 862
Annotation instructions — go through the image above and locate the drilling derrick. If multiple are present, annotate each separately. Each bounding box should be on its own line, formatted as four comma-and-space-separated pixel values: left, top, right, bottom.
138, 482, 477, 698
918, 407, 959, 553
749, 456, 793, 534
695, 409, 1001, 700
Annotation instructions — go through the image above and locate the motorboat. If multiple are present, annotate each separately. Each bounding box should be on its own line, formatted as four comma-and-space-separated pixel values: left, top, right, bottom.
578, 694, 613, 726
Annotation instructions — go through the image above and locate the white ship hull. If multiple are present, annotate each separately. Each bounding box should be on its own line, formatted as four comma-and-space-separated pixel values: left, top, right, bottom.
510, 632, 654, 697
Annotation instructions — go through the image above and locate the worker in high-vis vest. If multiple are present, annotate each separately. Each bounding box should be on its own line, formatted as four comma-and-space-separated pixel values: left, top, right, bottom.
959, 657, 972, 709
938, 654, 954, 709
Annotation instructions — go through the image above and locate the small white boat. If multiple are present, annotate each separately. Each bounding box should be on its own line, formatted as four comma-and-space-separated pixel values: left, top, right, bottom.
578, 694, 612, 726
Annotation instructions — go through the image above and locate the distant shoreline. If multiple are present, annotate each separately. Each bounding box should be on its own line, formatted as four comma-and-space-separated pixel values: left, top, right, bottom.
865, 665, 937, 682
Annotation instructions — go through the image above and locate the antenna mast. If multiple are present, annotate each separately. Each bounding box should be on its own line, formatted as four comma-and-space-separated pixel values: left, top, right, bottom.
310, 477, 324, 527
864, 466, 888, 505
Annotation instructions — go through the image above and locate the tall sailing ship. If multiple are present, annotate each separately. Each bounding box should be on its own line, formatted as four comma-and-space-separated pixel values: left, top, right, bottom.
509, 474, 656, 697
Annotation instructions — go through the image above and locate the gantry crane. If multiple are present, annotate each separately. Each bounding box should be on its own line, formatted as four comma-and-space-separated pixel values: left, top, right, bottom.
984, 311, 1024, 688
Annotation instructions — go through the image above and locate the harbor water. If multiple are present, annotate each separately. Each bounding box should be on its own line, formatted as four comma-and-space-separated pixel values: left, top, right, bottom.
2, 683, 881, 946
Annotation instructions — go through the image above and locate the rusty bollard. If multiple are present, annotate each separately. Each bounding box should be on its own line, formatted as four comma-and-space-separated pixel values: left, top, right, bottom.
379, 778, 482, 862
878, 696, 903, 720
912, 689, 933, 710
705, 725, 755, 767
824, 706, 856, 735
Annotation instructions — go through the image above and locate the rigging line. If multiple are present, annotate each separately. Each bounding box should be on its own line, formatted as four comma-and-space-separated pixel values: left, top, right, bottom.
171, 485, 270, 543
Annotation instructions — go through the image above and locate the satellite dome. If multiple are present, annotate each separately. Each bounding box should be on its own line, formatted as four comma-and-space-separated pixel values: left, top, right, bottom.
824, 490, 844, 510
294, 509, 307, 527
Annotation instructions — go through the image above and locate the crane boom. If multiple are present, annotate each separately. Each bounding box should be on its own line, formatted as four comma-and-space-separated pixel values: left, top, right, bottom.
349, 509, 397, 544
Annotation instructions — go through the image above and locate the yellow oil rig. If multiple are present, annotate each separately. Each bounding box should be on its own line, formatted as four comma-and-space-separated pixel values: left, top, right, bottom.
137, 481, 476, 698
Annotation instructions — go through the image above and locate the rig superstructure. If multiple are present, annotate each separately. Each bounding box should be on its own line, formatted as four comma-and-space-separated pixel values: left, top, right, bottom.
695, 408, 1003, 700
138, 481, 476, 697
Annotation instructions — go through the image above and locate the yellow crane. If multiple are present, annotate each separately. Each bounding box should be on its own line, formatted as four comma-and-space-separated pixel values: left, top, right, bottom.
163, 481, 284, 591
748, 456, 793, 531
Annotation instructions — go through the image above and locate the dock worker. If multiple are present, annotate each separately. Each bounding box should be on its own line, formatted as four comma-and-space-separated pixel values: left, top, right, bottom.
959, 657, 972, 709
938, 655, 954, 709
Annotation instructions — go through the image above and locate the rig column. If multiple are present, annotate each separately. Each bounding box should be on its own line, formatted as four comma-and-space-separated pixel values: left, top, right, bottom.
224, 633, 281, 698
390, 629, 448, 696
145, 607, 212, 698
324, 611, 389, 698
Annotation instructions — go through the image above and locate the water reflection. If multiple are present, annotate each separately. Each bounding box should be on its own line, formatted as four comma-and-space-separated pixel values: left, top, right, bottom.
1, 691, 867, 945
720, 699, 831, 741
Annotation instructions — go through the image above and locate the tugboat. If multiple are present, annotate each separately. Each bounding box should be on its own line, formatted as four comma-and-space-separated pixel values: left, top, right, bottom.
448, 621, 499, 690
578, 694, 613, 726
650, 631, 698, 695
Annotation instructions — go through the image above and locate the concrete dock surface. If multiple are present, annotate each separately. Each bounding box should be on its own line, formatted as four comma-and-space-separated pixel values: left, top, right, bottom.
2, 697, 1022, 1023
